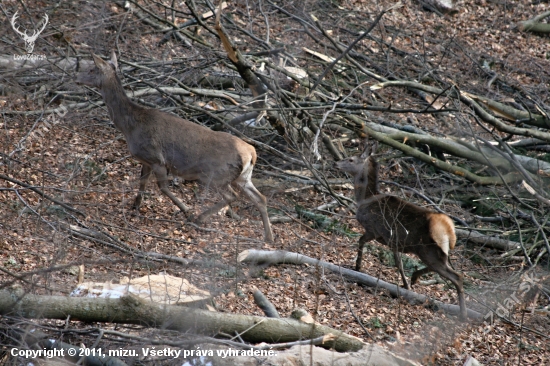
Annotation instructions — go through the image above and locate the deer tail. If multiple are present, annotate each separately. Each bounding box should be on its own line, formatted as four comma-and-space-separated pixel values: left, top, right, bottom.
428, 213, 456, 255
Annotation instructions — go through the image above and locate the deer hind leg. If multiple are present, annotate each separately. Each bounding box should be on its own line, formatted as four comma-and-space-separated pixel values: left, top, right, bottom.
437, 265, 466, 320
133, 164, 152, 210
152, 164, 190, 214
422, 253, 467, 320
234, 165, 273, 243
411, 267, 432, 285
393, 251, 410, 290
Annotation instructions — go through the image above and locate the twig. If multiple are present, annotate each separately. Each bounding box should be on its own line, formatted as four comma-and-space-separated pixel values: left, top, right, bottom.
0, 174, 85, 217
308, 8, 390, 96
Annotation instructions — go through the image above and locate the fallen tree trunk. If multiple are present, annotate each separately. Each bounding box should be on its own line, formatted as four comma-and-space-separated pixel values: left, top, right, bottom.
238, 249, 483, 320
456, 229, 521, 251
354, 116, 520, 185
365, 122, 550, 176
0, 290, 364, 353
519, 10, 550, 33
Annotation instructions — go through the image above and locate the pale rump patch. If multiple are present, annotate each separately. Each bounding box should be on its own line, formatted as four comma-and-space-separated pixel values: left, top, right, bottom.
428, 213, 457, 255
238, 157, 254, 183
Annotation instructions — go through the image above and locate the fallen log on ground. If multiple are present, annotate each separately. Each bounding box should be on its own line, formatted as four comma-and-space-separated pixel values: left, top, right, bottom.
456, 229, 520, 251
238, 249, 483, 320
0, 289, 364, 353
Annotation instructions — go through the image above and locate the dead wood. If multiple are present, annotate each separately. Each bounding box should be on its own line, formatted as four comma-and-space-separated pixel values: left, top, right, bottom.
253, 288, 280, 318
372, 80, 550, 139
519, 11, 550, 33
354, 116, 521, 185
455, 229, 521, 251
238, 249, 483, 320
0, 173, 85, 217
0, 290, 364, 353
365, 122, 550, 176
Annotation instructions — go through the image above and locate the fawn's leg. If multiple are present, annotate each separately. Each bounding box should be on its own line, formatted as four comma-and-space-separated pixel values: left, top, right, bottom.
356, 233, 373, 271
411, 267, 432, 285
419, 250, 467, 321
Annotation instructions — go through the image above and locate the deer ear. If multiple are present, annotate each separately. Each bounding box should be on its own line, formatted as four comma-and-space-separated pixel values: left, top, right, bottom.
370, 141, 379, 156
110, 50, 119, 72
359, 137, 370, 158
91, 53, 109, 70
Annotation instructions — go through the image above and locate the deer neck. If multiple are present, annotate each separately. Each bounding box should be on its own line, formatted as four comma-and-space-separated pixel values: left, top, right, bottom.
100, 75, 140, 134
354, 157, 379, 202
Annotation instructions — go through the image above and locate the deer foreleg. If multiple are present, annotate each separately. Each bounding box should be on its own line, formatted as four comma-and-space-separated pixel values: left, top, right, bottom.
355, 233, 372, 271
152, 164, 190, 214
194, 188, 236, 224
133, 164, 152, 210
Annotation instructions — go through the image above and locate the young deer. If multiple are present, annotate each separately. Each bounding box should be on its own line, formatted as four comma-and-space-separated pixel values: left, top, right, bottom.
336, 153, 466, 320
76, 52, 273, 242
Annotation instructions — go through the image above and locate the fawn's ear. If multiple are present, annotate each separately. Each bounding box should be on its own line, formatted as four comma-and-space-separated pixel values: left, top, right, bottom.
360, 138, 378, 158
91, 53, 116, 73
369, 141, 379, 156
110, 50, 119, 72
91, 53, 107, 68
359, 138, 369, 158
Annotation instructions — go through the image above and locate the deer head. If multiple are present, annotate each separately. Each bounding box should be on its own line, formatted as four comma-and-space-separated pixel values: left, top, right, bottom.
10, 11, 49, 54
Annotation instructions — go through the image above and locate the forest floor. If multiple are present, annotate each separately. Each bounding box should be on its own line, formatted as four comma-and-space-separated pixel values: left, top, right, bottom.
0, 0, 549, 365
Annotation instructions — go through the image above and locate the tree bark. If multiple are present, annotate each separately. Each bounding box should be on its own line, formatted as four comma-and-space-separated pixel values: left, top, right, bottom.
455, 229, 521, 251
519, 11, 550, 33
0, 290, 364, 353
238, 249, 483, 320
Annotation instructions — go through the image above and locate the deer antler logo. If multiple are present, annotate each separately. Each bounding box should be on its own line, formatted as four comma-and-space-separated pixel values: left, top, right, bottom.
10, 11, 49, 54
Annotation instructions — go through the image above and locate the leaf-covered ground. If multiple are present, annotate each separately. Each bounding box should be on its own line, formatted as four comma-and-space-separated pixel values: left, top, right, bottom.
0, 1, 549, 365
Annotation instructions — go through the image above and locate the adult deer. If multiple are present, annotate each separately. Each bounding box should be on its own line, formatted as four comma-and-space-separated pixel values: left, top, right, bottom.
76, 52, 273, 242
336, 151, 466, 320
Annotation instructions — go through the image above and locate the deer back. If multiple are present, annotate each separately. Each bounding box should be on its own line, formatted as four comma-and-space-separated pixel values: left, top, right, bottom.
357, 195, 436, 253
134, 108, 254, 186
77, 52, 255, 188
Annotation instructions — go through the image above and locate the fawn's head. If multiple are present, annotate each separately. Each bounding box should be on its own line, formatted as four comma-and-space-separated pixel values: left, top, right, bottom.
336, 141, 380, 200
335, 140, 378, 174
76, 51, 118, 88
335, 155, 368, 175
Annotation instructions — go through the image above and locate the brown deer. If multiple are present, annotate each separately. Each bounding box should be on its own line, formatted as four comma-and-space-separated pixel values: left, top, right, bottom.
76, 52, 273, 242
336, 152, 466, 320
